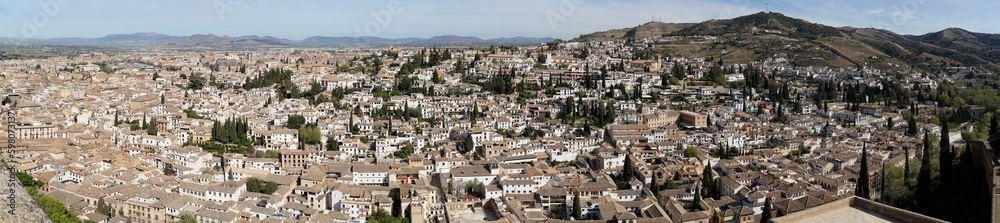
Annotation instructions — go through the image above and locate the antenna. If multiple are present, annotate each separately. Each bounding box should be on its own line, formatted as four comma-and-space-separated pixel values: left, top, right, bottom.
766, 3, 770, 13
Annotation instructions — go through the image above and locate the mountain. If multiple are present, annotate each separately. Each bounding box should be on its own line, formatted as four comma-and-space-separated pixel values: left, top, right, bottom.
13, 33, 552, 47
673, 12, 842, 39
98, 33, 184, 43
165, 34, 291, 48
574, 22, 695, 41
575, 12, 1000, 71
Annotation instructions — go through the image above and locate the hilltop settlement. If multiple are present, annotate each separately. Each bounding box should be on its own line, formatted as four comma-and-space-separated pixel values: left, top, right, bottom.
3, 15, 989, 223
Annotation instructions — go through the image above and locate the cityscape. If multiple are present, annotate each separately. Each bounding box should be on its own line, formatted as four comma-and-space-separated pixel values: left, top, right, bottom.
1, 1, 999, 223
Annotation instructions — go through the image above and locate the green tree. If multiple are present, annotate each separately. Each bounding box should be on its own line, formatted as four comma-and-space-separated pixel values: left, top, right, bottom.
991, 112, 999, 135
856, 143, 870, 199
286, 114, 306, 129
622, 152, 635, 179
693, 187, 703, 209
572, 191, 582, 220
463, 135, 475, 155
173, 213, 197, 223
903, 148, 910, 184
16, 172, 43, 187
246, 177, 280, 194
907, 115, 918, 136
97, 197, 111, 216
393, 143, 415, 158
650, 174, 661, 198
684, 148, 699, 157
326, 137, 341, 151
939, 118, 952, 188
298, 124, 321, 145
760, 197, 773, 223
163, 165, 176, 176
916, 132, 932, 212
471, 103, 479, 125
147, 119, 158, 135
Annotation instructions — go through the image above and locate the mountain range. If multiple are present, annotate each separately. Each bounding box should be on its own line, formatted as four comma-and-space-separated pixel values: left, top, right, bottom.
11, 33, 554, 48
7, 12, 1000, 71
574, 12, 1000, 71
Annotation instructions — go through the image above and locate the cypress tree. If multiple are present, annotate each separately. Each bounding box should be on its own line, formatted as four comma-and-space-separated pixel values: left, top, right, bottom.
856, 143, 870, 199
903, 148, 910, 185
880, 164, 886, 201
650, 174, 660, 198
471, 103, 479, 125
572, 191, 582, 220
916, 132, 932, 212
760, 196, 772, 223
991, 112, 999, 135
693, 187, 702, 209
940, 118, 952, 187
961, 141, 973, 168
907, 115, 918, 136
623, 152, 634, 180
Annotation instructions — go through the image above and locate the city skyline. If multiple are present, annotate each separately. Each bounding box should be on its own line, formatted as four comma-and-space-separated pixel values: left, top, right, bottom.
2, 0, 997, 40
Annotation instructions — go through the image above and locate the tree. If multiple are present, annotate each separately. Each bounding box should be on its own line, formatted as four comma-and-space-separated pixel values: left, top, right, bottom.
298, 124, 321, 145
326, 137, 341, 151
173, 213, 197, 223
907, 115, 918, 136
760, 197, 773, 223
97, 197, 111, 216
916, 132, 932, 212
650, 174, 661, 198
246, 177, 280, 194
286, 114, 307, 129
471, 103, 479, 125
147, 119, 158, 136
684, 148, 699, 157
163, 165, 176, 176
880, 164, 887, 201
939, 118, 953, 187
991, 112, 999, 135
701, 162, 713, 189
463, 135, 475, 155
622, 152, 635, 179
572, 191, 582, 220
693, 187, 703, 208
886, 116, 894, 130
856, 143, 870, 199
903, 148, 910, 184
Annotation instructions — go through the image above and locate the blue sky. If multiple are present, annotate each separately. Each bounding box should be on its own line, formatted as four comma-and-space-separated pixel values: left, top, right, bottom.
1, 0, 994, 40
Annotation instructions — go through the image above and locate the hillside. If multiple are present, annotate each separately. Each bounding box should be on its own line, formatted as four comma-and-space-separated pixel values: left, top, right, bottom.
573, 22, 694, 41
574, 12, 1000, 71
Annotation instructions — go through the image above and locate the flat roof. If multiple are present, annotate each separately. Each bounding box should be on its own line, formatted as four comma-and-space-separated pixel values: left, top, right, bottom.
771, 196, 946, 223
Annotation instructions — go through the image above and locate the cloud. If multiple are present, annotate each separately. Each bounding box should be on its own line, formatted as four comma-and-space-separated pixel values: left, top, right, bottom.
864, 9, 885, 15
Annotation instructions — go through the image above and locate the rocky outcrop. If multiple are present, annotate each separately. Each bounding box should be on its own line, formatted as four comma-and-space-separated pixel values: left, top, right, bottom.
0, 168, 51, 222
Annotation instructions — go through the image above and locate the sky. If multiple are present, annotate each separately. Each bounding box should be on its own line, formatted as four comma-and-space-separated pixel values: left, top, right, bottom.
0, 0, 995, 40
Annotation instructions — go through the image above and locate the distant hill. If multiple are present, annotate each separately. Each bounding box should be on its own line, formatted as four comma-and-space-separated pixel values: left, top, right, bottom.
165, 34, 290, 48
98, 33, 184, 43
573, 22, 695, 41
574, 12, 1000, 71
15, 33, 553, 48
297, 35, 553, 46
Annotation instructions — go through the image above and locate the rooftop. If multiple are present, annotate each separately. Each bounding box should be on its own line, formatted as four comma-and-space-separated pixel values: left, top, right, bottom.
770, 196, 946, 223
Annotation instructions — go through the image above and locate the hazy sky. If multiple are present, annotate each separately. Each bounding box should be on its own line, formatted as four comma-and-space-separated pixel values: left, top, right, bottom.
1, 0, 994, 40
